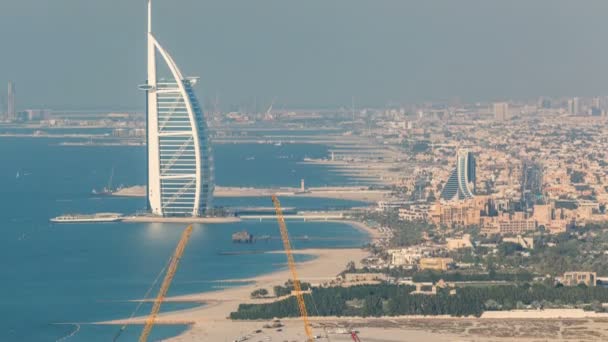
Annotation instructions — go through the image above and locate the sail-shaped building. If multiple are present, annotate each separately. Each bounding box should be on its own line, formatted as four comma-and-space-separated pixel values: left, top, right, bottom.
143, 0, 214, 217
440, 149, 476, 202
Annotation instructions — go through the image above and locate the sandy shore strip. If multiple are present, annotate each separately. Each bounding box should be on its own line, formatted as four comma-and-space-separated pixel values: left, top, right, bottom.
99, 248, 369, 340
111, 185, 390, 203
98, 220, 377, 341
120, 216, 241, 224
328, 219, 382, 242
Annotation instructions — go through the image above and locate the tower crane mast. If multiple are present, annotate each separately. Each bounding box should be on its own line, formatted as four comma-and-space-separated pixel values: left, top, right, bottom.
139, 225, 194, 342
271, 195, 314, 341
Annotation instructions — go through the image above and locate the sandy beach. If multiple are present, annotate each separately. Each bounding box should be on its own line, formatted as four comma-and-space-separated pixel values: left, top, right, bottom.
111, 185, 390, 203
101, 248, 369, 341
331, 219, 383, 242
121, 216, 241, 224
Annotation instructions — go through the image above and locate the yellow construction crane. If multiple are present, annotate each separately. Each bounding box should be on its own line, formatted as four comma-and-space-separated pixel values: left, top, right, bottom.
271, 195, 314, 341
139, 225, 194, 342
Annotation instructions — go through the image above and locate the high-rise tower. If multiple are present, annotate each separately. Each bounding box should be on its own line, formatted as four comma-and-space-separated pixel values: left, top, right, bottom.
440, 149, 476, 202
521, 160, 543, 210
493, 102, 509, 121
7, 81, 15, 122
142, 0, 214, 217
567, 97, 580, 116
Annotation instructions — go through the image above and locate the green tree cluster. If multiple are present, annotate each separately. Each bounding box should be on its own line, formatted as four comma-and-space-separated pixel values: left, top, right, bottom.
231, 283, 608, 320
250, 288, 269, 298
412, 270, 534, 283
272, 280, 311, 297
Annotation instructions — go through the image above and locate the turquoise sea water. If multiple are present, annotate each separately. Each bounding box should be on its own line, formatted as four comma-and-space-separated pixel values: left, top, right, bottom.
0, 138, 368, 341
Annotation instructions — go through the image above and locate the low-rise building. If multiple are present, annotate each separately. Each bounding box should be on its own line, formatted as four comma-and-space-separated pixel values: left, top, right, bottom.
377, 200, 410, 212
547, 219, 569, 234
419, 257, 453, 271
341, 273, 388, 284
398, 204, 429, 221
446, 234, 473, 250
429, 202, 480, 227
387, 248, 421, 267
561, 272, 597, 287
481, 216, 536, 236
387, 246, 445, 267
499, 219, 536, 235
503, 235, 534, 249
533, 204, 552, 226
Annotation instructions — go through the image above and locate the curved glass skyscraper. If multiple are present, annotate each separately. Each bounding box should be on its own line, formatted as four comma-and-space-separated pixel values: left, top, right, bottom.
440, 149, 476, 202
144, 0, 214, 217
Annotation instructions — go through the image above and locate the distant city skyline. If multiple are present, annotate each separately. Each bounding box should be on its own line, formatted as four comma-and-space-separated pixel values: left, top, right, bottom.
1, 0, 608, 110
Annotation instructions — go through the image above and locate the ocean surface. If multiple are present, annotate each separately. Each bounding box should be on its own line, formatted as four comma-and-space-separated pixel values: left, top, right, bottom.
0, 138, 369, 341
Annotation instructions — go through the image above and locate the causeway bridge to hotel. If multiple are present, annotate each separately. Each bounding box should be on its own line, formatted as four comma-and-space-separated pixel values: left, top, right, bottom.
239, 211, 346, 221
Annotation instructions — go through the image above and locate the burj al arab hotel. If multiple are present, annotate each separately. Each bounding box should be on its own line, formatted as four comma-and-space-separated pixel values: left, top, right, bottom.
142, 0, 214, 217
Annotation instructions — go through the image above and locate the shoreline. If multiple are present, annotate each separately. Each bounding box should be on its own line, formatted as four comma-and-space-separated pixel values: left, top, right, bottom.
338, 219, 382, 241
121, 216, 241, 224
96, 219, 608, 341
99, 247, 370, 340
98, 220, 376, 340
110, 185, 389, 203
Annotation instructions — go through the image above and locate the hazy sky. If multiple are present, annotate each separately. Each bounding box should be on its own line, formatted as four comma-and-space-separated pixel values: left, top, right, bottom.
1, 0, 607, 110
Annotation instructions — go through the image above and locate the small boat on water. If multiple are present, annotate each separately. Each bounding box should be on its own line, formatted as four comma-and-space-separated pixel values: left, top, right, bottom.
256, 235, 271, 241
91, 167, 123, 195
50, 213, 123, 223
232, 230, 254, 243
91, 185, 124, 196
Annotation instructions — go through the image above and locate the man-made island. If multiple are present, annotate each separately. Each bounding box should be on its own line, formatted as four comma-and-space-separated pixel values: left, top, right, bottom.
111, 185, 391, 203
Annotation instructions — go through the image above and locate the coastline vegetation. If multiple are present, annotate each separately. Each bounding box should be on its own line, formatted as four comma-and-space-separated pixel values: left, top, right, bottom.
272, 280, 311, 297
231, 283, 608, 320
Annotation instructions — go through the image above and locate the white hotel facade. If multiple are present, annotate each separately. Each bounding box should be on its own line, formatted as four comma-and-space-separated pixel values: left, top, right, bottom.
143, 0, 214, 217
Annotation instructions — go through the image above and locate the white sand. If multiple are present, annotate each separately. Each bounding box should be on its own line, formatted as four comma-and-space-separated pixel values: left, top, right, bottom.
101, 248, 369, 341
112, 185, 390, 203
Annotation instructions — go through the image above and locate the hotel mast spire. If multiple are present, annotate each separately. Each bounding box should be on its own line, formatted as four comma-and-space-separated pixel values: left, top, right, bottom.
147, 0, 156, 81
147, 0, 152, 34
146, 0, 156, 88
